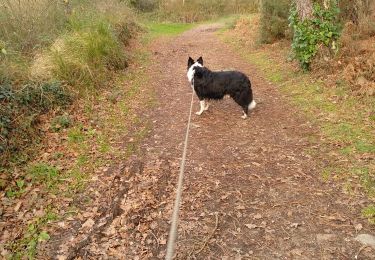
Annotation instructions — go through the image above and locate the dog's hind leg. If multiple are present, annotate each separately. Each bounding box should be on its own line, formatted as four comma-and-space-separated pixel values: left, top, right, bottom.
241, 106, 248, 119
196, 100, 206, 115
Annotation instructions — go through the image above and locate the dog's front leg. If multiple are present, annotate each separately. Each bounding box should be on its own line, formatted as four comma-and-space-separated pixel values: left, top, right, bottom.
196, 100, 206, 115
204, 100, 209, 111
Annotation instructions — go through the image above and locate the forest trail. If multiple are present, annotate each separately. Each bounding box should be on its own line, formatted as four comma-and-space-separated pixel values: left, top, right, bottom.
51, 24, 374, 259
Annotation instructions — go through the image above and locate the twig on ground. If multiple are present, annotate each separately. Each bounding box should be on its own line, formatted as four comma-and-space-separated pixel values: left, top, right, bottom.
195, 212, 219, 255
149, 230, 159, 249
355, 245, 370, 259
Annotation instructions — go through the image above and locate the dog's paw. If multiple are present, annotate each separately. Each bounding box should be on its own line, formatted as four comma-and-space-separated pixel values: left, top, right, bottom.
196, 111, 203, 115
204, 103, 210, 111
241, 114, 248, 119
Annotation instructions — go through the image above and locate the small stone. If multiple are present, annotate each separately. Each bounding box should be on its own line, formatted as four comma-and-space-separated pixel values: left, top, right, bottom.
355, 234, 375, 249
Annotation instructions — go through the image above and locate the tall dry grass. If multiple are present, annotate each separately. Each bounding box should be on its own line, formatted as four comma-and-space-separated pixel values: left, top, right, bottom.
0, 0, 66, 53
149, 0, 259, 23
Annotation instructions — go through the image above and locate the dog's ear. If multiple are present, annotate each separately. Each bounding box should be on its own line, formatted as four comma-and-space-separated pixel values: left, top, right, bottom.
197, 56, 203, 66
188, 57, 194, 68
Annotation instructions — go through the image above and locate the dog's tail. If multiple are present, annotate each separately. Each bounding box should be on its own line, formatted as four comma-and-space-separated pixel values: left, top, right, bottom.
248, 100, 256, 111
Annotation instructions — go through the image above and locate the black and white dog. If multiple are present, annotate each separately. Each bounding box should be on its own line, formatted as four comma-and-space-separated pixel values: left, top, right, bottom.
187, 56, 256, 119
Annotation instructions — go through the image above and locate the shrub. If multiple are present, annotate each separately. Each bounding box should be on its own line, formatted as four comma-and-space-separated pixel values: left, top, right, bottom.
51, 114, 72, 132
259, 0, 291, 43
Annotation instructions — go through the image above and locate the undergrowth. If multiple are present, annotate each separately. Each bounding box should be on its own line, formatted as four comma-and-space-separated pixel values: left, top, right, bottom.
135, 0, 259, 23
259, 0, 291, 43
289, 2, 342, 70
0, 0, 137, 173
0, 82, 72, 167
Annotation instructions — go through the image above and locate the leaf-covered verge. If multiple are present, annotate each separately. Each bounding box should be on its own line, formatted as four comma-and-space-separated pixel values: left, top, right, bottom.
0, 46, 150, 259
0, 21, 193, 258
219, 15, 375, 223
0, 1, 139, 170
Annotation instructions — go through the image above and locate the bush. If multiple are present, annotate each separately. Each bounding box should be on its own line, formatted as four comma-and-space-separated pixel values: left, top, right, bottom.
51, 114, 72, 132
259, 0, 291, 43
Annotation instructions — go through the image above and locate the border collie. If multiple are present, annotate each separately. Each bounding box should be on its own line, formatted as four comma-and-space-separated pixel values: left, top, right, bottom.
187, 56, 256, 119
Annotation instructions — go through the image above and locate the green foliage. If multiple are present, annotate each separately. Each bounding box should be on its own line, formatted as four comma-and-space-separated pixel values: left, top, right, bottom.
362, 205, 375, 224
67, 127, 86, 144
5, 178, 26, 198
51, 114, 72, 132
259, 0, 291, 43
289, 1, 341, 70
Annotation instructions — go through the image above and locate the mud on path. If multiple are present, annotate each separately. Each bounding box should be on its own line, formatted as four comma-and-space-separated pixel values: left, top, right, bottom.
61, 24, 374, 259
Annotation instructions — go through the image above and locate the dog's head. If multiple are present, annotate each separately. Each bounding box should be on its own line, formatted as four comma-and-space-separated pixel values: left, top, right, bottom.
187, 56, 203, 84
187, 56, 203, 70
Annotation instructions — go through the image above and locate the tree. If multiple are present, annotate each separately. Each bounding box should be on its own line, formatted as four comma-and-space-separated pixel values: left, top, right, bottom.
294, 0, 313, 20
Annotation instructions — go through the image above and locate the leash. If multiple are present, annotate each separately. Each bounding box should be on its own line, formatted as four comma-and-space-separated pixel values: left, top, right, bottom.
165, 90, 195, 260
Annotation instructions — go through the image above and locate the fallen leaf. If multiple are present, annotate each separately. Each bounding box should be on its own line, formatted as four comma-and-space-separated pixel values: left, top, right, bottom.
236, 205, 246, 210
291, 248, 303, 256
38, 231, 50, 242
14, 201, 22, 212
354, 223, 363, 232
253, 214, 262, 220
245, 224, 258, 229
81, 218, 95, 230
290, 223, 300, 228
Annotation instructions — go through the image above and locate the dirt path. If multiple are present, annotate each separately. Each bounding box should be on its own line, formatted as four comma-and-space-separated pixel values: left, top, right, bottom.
67, 24, 374, 259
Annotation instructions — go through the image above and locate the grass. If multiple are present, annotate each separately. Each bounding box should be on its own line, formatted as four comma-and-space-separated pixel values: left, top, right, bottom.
27, 163, 60, 190
142, 22, 196, 43
362, 205, 375, 224
219, 15, 375, 219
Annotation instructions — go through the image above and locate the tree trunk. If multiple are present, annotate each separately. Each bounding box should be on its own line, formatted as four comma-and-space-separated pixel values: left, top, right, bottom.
295, 0, 313, 20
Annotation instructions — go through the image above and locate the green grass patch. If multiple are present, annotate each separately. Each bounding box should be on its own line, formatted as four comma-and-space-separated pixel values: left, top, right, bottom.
362, 205, 375, 224
67, 127, 86, 144
142, 22, 195, 43
27, 163, 60, 190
